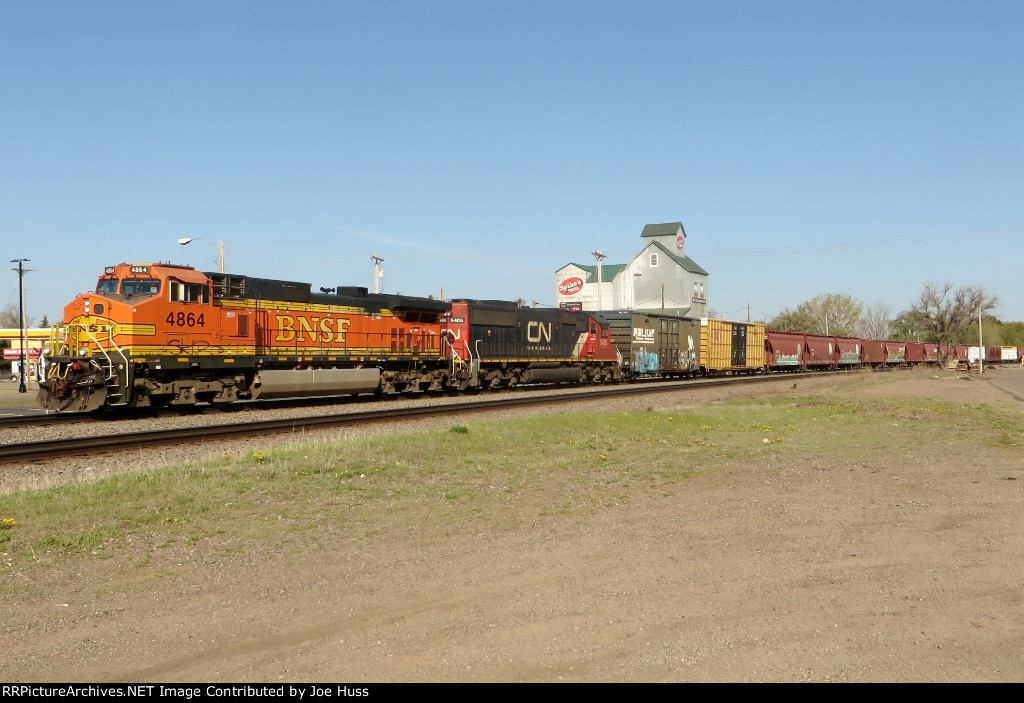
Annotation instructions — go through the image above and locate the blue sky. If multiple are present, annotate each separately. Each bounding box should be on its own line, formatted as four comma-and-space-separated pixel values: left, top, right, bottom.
2, 0, 1022, 324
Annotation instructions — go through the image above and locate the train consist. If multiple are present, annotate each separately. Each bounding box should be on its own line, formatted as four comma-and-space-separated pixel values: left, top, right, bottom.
37, 263, 620, 411
35, 262, 1015, 412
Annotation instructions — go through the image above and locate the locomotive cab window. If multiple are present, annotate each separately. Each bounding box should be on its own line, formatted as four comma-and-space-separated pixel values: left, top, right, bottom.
121, 279, 160, 297
169, 281, 211, 304
96, 279, 119, 295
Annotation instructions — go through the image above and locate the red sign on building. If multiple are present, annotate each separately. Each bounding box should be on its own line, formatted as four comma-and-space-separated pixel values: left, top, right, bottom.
3, 348, 41, 360
558, 277, 584, 295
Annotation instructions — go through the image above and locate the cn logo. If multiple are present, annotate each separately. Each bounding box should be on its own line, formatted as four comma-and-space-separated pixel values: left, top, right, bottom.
527, 321, 552, 343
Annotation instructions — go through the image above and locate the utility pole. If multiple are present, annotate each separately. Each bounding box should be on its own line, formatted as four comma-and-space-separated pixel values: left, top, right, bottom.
978, 307, 984, 375
591, 250, 606, 310
10, 258, 30, 393
371, 254, 385, 294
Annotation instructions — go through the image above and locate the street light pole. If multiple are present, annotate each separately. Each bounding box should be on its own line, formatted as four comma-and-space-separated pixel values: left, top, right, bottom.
177, 237, 225, 273
370, 254, 384, 294
591, 249, 606, 311
10, 258, 30, 393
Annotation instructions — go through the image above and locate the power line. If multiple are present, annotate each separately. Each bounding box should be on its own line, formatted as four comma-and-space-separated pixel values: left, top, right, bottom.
690, 227, 1021, 258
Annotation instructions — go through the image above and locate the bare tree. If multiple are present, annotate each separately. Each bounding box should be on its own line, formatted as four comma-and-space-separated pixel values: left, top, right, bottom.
1, 302, 19, 328
906, 282, 998, 357
857, 301, 892, 340
1, 304, 52, 328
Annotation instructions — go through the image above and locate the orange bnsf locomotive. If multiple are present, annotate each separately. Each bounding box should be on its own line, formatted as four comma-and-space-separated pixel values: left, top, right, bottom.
38, 262, 621, 411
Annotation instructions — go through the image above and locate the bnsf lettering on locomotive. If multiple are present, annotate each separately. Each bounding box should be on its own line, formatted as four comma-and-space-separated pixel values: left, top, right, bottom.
527, 321, 552, 343
275, 314, 351, 344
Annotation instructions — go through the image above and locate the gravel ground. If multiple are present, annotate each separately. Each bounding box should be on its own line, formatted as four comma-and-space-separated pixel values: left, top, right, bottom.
3, 368, 1023, 682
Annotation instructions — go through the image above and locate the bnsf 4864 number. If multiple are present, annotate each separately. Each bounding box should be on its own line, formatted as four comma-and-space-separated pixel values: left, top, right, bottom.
166, 312, 205, 327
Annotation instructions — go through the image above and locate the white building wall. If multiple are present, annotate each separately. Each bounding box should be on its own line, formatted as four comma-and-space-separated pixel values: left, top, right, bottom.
555, 226, 709, 316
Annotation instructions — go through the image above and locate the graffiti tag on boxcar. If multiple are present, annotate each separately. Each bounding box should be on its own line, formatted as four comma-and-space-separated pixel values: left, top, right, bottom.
632, 328, 655, 343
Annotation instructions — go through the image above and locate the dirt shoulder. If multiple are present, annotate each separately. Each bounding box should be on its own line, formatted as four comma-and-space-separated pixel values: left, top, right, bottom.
3, 370, 1024, 682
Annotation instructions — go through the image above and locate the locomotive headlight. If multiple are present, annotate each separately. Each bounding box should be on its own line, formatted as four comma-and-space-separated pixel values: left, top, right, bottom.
79, 348, 89, 357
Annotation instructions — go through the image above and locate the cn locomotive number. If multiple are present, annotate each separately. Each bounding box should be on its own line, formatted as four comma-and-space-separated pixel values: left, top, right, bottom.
165, 312, 206, 328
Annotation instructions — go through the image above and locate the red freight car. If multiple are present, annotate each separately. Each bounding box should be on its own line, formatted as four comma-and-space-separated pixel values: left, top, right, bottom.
905, 343, 939, 364
765, 330, 805, 370
803, 334, 835, 368
833, 337, 862, 366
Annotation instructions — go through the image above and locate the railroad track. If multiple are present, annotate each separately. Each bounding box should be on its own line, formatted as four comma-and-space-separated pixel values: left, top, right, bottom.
0, 390, 434, 430
0, 372, 858, 464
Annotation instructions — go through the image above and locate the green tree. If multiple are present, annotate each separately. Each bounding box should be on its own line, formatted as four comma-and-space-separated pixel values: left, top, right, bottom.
999, 321, 1024, 347
890, 310, 925, 341
767, 293, 863, 336
766, 307, 810, 332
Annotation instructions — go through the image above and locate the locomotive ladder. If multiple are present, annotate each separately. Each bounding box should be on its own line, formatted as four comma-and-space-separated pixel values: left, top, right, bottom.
64, 323, 131, 404
443, 337, 480, 388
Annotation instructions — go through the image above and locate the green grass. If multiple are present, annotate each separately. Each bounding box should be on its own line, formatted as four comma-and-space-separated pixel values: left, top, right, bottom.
1, 392, 1021, 573
0, 395, 40, 407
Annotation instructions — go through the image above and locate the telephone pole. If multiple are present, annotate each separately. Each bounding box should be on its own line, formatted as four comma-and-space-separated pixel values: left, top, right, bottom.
10, 258, 30, 393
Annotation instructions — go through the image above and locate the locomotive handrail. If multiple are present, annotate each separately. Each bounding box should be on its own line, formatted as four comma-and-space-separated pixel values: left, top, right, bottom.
56, 322, 130, 401
442, 335, 464, 375
86, 324, 130, 403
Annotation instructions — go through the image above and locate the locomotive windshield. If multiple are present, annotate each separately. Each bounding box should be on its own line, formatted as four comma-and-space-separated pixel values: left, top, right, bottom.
121, 279, 161, 296
96, 279, 118, 295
